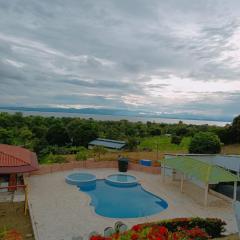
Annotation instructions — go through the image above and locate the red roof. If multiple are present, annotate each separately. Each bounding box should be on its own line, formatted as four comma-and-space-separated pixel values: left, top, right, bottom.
0, 144, 39, 174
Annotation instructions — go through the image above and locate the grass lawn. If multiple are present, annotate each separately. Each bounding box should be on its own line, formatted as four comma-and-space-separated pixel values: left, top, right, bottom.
139, 136, 191, 153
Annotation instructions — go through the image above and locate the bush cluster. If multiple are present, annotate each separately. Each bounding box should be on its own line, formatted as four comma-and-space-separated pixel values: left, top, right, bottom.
171, 135, 182, 145
40, 153, 66, 164
91, 217, 226, 240
76, 147, 88, 161
189, 132, 221, 154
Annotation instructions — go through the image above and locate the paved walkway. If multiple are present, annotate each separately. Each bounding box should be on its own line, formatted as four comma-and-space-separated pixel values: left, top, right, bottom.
27, 169, 237, 240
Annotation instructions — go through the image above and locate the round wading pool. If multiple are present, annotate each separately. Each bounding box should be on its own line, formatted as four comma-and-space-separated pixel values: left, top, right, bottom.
105, 174, 138, 187
65, 173, 96, 190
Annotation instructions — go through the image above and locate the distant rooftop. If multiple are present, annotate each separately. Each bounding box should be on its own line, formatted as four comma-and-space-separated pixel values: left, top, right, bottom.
88, 138, 126, 150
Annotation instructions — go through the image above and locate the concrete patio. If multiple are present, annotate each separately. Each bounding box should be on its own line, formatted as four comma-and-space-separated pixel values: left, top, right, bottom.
27, 169, 237, 240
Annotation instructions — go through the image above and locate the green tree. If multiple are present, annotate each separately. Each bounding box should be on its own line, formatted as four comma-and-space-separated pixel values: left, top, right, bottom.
231, 115, 240, 143
31, 125, 48, 139
171, 135, 182, 145
18, 127, 33, 146
0, 128, 13, 144
46, 124, 70, 146
189, 132, 221, 154
12, 112, 24, 128
67, 120, 98, 146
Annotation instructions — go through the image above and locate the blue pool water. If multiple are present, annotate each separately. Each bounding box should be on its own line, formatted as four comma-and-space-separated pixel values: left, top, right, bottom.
105, 174, 138, 187
107, 174, 136, 182
79, 180, 168, 218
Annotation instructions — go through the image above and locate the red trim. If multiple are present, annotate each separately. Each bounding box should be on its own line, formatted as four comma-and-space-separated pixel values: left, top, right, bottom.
0, 184, 26, 190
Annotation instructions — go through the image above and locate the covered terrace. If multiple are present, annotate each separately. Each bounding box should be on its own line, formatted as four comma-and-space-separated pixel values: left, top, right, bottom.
160, 156, 239, 206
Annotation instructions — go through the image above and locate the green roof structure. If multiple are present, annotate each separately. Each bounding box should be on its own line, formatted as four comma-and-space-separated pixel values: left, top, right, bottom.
159, 156, 239, 206
161, 156, 239, 184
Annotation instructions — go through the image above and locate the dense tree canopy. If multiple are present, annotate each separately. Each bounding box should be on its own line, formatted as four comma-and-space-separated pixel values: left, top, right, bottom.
0, 112, 239, 158
46, 124, 70, 146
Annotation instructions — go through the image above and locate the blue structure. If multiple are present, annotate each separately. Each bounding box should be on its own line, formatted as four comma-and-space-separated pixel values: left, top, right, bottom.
140, 159, 152, 166
105, 174, 138, 187
88, 138, 126, 150
65, 173, 96, 190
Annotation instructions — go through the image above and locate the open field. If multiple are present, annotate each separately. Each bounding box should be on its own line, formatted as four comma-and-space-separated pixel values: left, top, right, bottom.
222, 144, 240, 155
0, 202, 34, 240
139, 136, 191, 152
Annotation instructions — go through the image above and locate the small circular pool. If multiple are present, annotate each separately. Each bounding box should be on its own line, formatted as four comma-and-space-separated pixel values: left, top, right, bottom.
105, 174, 138, 187
66, 173, 96, 190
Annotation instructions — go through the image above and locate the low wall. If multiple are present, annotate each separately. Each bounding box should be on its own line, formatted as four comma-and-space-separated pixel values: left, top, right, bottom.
30, 160, 161, 176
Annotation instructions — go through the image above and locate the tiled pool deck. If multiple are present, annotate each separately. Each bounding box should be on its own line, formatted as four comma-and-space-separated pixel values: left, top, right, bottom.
27, 169, 237, 240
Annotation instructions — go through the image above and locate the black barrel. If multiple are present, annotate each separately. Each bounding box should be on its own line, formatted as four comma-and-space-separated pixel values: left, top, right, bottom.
118, 157, 129, 172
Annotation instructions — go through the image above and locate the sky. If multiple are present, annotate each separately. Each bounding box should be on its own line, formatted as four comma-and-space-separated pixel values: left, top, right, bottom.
0, 0, 240, 120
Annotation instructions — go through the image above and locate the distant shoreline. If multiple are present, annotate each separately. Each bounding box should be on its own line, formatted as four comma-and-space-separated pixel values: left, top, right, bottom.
0, 108, 230, 126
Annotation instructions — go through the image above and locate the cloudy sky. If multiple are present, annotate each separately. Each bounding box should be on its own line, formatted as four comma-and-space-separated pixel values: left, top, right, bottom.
0, 0, 240, 120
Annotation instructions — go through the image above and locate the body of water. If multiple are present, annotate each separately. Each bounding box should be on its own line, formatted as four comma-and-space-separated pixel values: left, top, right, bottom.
0, 109, 230, 126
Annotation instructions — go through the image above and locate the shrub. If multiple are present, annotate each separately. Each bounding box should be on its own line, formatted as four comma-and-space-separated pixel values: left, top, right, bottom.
171, 135, 182, 145
189, 132, 221, 154
127, 137, 139, 151
0, 229, 23, 240
90, 217, 226, 240
53, 155, 66, 163
149, 217, 226, 238
76, 147, 88, 161
40, 153, 66, 164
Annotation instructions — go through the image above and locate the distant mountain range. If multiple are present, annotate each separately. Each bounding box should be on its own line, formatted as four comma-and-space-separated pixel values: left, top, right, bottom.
0, 106, 232, 123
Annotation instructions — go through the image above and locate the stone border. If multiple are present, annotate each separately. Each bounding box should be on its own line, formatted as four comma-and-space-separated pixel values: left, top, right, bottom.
29, 160, 161, 176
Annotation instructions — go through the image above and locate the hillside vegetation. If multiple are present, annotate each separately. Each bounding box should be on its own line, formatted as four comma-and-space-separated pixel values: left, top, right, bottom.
0, 112, 239, 163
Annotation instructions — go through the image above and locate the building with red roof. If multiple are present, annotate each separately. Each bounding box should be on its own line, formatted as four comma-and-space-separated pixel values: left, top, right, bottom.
0, 144, 38, 174
0, 144, 38, 191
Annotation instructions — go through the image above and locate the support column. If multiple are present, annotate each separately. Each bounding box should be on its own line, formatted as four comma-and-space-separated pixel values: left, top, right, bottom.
161, 162, 165, 183
234, 181, 237, 202
204, 183, 209, 207
24, 185, 28, 215
172, 169, 176, 181
9, 174, 17, 192
180, 173, 184, 193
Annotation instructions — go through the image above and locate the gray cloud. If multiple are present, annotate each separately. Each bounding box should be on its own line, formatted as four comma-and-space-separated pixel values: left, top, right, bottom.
0, 0, 240, 120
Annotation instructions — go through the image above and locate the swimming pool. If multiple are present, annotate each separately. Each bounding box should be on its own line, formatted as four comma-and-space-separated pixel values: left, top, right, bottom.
78, 179, 168, 218
105, 174, 138, 187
